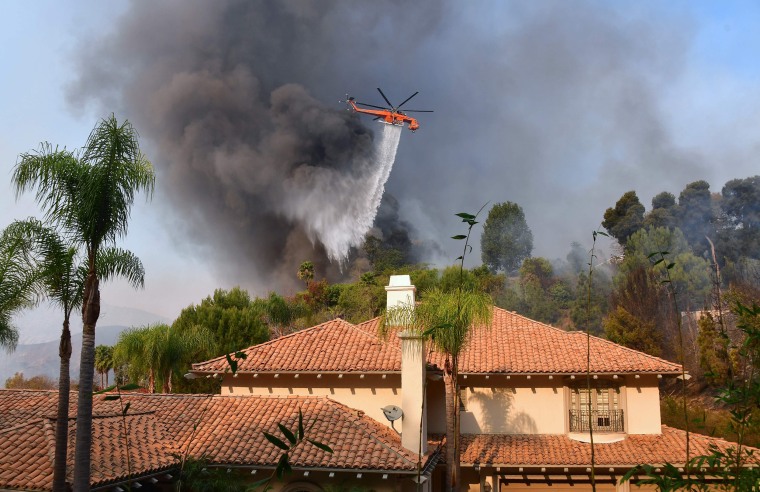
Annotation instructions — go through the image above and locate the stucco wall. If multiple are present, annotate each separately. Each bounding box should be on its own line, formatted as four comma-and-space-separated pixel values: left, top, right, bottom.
459, 376, 566, 434
220, 372, 664, 436
622, 374, 662, 434
222, 373, 402, 430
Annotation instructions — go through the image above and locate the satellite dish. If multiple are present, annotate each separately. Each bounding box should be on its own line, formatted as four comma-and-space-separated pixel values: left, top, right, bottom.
381, 405, 403, 422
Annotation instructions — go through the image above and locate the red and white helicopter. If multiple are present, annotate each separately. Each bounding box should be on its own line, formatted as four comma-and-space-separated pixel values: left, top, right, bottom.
345, 88, 432, 132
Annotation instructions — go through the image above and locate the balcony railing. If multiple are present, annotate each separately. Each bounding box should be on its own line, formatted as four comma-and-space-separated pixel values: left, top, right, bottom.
569, 409, 624, 433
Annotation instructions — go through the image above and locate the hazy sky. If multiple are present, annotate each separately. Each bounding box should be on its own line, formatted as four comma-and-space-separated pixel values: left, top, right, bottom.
3, 1, 760, 341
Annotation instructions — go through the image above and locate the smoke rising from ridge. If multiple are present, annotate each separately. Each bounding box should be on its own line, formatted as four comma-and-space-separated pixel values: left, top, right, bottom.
69, 1, 750, 294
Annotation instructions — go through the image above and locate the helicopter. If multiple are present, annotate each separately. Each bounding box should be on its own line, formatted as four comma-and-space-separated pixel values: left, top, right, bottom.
345, 88, 433, 132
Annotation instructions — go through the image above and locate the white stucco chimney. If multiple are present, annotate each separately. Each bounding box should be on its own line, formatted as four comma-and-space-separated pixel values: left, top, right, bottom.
386, 275, 427, 455
385, 274, 416, 310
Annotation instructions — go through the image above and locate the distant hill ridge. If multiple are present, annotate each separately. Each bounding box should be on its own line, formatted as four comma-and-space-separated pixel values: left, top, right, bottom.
3, 304, 169, 384
12, 302, 169, 344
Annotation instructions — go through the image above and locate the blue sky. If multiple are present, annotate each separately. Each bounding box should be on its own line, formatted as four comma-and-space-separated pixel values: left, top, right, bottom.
3, 1, 760, 342
1, 1, 216, 332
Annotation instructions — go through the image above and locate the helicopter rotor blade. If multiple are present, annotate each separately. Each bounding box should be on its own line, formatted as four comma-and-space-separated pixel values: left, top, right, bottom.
396, 91, 419, 110
402, 110, 434, 113
372, 116, 382, 121
377, 88, 393, 108
356, 102, 390, 110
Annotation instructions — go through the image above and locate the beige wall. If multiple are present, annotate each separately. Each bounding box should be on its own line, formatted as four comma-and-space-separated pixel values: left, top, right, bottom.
455, 375, 663, 436
426, 379, 446, 434
459, 376, 566, 434
221, 372, 664, 437
222, 373, 402, 430
623, 375, 662, 434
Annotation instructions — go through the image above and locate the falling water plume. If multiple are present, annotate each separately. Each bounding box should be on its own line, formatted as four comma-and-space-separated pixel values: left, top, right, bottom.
282, 123, 403, 264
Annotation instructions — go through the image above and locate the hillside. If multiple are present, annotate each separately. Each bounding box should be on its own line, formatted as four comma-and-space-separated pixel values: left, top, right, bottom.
3, 303, 169, 384
12, 302, 169, 344
0, 325, 128, 383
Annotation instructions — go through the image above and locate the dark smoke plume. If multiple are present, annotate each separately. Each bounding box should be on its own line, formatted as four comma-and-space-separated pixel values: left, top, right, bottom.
69, 1, 439, 291
70, 1, 723, 293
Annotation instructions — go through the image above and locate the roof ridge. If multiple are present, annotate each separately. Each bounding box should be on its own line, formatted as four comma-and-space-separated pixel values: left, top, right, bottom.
343, 318, 401, 351
353, 315, 381, 329
491, 306, 569, 334
0, 388, 58, 394
192, 318, 358, 369
566, 331, 682, 370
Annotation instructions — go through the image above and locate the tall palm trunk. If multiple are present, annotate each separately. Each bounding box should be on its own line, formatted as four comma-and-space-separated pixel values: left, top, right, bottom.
73, 270, 99, 492
53, 317, 72, 492
443, 357, 461, 491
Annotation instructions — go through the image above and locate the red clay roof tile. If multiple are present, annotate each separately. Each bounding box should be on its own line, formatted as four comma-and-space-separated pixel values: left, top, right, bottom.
0, 390, 430, 490
193, 307, 682, 375
459, 426, 760, 467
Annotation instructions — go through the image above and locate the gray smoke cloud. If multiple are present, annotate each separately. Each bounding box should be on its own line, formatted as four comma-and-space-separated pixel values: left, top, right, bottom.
69, 1, 727, 292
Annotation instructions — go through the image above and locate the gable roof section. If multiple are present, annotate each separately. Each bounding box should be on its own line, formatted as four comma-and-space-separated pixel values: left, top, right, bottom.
0, 390, 430, 490
192, 318, 402, 373
173, 395, 423, 471
193, 307, 682, 375
452, 308, 682, 374
459, 426, 760, 467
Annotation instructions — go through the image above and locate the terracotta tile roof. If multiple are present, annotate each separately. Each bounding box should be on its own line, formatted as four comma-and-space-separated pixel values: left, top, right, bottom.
193, 307, 682, 375
0, 390, 430, 490
459, 426, 760, 467
0, 410, 175, 491
0, 419, 54, 490
172, 395, 425, 471
452, 309, 682, 374
192, 318, 402, 373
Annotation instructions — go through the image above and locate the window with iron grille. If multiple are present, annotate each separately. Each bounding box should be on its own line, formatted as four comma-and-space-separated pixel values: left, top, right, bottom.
569, 381, 624, 432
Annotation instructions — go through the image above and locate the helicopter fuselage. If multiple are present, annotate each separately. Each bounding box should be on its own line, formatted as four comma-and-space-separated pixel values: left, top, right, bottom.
347, 98, 420, 132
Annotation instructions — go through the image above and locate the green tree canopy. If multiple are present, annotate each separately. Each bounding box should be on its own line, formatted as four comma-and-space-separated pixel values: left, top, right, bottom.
480, 201, 533, 274
114, 323, 215, 393
620, 227, 712, 312
172, 287, 270, 355
603, 306, 663, 357
644, 191, 678, 230
718, 176, 760, 262
602, 190, 645, 247
94, 345, 114, 388
676, 180, 715, 254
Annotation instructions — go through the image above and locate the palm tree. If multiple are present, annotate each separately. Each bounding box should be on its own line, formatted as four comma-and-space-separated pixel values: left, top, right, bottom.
12, 115, 154, 491
382, 209, 491, 491
94, 345, 114, 388
114, 323, 215, 393
415, 288, 491, 491
8, 218, 144, 492
0, 221, 41, 351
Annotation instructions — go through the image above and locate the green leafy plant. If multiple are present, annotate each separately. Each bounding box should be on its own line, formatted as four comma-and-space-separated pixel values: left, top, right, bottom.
250, 408, 334, 490
621, 301, 760, 491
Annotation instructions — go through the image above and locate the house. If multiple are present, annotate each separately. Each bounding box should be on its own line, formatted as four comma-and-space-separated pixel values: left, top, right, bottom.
187, 275, 756, 490
0, 275, 756, 491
